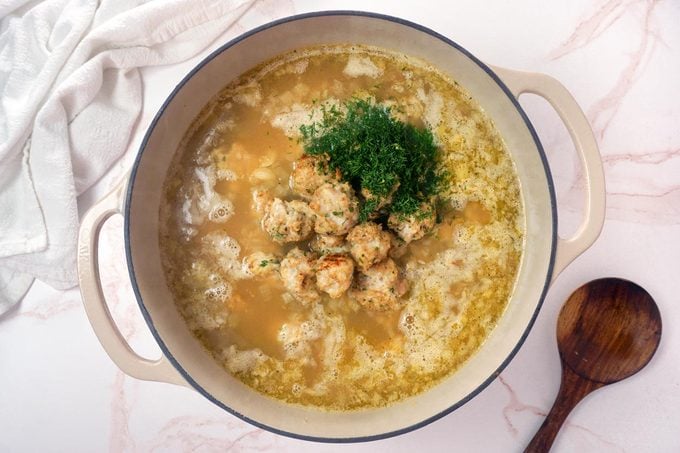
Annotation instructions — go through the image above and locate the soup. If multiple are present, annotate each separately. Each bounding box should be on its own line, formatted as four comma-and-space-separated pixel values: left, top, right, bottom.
159, 45, 524, 410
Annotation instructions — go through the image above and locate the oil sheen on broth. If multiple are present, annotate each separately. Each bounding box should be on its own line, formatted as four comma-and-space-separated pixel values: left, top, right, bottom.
159, 45, 524, 410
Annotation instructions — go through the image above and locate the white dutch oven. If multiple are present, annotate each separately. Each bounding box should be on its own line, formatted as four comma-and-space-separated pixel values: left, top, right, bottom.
77, 12, 605, 442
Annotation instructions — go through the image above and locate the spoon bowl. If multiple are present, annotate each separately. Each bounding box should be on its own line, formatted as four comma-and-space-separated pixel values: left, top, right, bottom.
526, 278, 662, 452
557, 278, 661, 383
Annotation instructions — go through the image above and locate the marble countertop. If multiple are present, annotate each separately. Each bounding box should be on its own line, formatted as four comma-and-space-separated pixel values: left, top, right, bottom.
2, 0, 679, 451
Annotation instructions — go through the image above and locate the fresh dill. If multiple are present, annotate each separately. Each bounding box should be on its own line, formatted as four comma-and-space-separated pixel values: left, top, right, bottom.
299, 98, 445, 221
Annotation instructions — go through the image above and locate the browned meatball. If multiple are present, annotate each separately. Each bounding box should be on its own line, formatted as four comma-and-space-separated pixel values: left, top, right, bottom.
279, 248, 320, 305
315, 254, 355, 298
262, 198, 314, 243
351, 258, 409, 311
310, 182, 359, 235
387, 203, 436, 243
289, 154, 341, 198
346, 222, 392, 271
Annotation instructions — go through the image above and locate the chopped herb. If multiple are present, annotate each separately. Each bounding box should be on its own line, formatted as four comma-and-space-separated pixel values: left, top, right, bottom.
259, 258, 279, 267
300, 98, 446, 222
332, 210, 344, 216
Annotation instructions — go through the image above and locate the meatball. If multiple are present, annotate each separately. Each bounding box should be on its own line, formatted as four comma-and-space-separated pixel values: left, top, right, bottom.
346, 222, 392, 271
243, 251, 280, 277
262, 198, 314, 243
315, 254, 355, 298
387, 204, 436, 243
289, 154, 341, 198
279, 248, 320, 305
351, 258, 409, 311
309, 234, 349, 255
310, 182, 359, 235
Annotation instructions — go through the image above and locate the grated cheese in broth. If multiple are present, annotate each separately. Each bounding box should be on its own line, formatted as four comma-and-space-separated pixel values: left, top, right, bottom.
269, 98, 341, 138
343, 55, 383, 78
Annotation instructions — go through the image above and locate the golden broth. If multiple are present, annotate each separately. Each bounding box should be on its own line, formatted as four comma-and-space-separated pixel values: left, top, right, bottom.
159, 45, 524, 410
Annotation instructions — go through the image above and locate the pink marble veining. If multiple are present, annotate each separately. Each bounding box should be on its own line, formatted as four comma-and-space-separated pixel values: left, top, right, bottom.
1, 1, 679, 452
498, 375, 547, 437
540, 0, 679, 230
566, 424, 627, 453
603, 147, 680, 165
498, 376, 626, 452
110, 371, 138, 453
549, 0, 662, 140
584, 0, 661, 140
146, 417, 266, 452
549, 0, 635, 61
6, 290, 80, 321
604, 144, 680, 225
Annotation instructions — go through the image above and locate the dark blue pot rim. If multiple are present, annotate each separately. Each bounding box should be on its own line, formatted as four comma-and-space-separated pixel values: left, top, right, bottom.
124, 10, 557, 444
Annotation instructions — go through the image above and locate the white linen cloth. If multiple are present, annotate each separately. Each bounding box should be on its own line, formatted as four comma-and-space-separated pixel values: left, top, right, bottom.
0, 0, 257, 314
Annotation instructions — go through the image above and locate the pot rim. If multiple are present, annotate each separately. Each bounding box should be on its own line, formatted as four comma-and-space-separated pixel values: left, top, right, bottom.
124, 10, 557, 443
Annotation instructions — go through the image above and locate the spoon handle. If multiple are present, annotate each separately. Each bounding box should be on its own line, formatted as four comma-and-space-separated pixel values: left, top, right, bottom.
525, 362, 604, 452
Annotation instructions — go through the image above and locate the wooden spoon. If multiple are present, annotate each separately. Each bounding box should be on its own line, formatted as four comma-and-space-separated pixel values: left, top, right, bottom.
525, 278, 661, 452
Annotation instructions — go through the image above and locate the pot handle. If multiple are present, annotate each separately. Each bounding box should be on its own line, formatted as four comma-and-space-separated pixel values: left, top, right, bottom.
491, 67, 606, 281
77, 178, 187, 387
